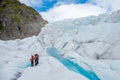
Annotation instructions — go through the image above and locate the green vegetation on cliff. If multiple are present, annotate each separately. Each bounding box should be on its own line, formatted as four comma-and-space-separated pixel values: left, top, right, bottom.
0, 0, 39, 25
0, 0, 48, 40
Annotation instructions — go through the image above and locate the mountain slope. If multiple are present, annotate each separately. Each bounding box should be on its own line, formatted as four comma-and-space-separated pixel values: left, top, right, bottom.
0, 0, 48, 40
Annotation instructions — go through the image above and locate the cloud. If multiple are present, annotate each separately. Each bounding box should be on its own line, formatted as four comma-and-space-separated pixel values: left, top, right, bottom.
89, 0, 120, 12
40, 4, 106, 22
19, 0, 43, 8
19, 0, 57, 12
19, 0, 120, 22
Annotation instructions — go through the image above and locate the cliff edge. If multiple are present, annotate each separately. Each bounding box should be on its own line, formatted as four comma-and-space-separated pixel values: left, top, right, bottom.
0, 0, 48, 40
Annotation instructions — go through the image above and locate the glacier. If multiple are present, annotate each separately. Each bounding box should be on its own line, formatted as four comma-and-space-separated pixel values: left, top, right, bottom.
0, 10, 120, 80
46, 47, 100, 80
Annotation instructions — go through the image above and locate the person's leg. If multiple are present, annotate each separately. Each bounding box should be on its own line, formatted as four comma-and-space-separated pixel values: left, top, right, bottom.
37, 60, 39, 65
35, 60, 37, 66
35, 60, 39, 66
31, 61, 33, 67
36, 60, 38, 65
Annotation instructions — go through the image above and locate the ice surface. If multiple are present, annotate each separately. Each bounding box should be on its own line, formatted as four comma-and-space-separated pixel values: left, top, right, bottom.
0, 10, 120, 80
47, 47, 100, 80
18, 56, 88, 80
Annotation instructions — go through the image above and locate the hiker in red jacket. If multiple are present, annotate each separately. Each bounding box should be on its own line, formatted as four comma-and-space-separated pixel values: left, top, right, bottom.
30, 55, 34, 67
34, 54, 39, 66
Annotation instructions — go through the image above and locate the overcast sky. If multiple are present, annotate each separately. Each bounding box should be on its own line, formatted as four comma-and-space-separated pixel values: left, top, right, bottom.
19, 0, 120, 22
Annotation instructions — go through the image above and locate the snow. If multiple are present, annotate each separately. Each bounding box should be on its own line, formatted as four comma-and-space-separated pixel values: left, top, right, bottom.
46, 47, 100, 80
0, 10, 120, 80
40, 14, 120, 59
64, 52, 120, 80
18, 56, 88, 80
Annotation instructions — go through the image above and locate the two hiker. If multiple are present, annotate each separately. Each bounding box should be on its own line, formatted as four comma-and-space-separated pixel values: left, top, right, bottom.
30, 54, 39, 67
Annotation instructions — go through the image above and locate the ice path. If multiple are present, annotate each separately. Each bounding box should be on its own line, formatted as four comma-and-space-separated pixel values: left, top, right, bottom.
46, 47, 100, 80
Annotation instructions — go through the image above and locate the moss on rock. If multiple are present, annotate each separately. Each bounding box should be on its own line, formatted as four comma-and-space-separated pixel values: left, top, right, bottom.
0, 0, 48, 40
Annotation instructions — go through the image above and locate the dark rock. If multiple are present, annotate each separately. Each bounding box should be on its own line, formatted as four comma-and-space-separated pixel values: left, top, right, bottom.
0, 0, 48, 40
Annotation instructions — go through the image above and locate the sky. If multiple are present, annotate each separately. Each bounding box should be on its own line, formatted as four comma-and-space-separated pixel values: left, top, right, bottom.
19, 0, 120, 22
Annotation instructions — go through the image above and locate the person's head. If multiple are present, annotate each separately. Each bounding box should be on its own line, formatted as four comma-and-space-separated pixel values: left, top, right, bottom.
34, 53, 37, 56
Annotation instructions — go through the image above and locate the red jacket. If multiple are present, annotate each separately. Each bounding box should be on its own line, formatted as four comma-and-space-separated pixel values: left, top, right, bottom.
34, 54, 39, 60
30, 56, 34, 61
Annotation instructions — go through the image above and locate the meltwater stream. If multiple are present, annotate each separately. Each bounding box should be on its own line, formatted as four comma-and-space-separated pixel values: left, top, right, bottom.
46, 47, 100, 80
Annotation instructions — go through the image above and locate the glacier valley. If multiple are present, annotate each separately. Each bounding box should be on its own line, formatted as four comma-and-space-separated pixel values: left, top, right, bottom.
0, 11, 120, 80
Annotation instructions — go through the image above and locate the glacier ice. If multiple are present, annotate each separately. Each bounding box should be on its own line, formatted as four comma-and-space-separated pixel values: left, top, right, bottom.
0, 10, 120, 80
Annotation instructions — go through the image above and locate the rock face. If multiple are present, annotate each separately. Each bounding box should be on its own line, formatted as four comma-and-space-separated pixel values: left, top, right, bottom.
0, 0, 48, 40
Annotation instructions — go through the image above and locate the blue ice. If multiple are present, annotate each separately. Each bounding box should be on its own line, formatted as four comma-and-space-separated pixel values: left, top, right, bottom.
47, 47, 100, 80
18, 61, 31, 69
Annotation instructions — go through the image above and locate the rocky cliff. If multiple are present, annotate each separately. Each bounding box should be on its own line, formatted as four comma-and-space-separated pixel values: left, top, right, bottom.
0, 0, 48, 40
